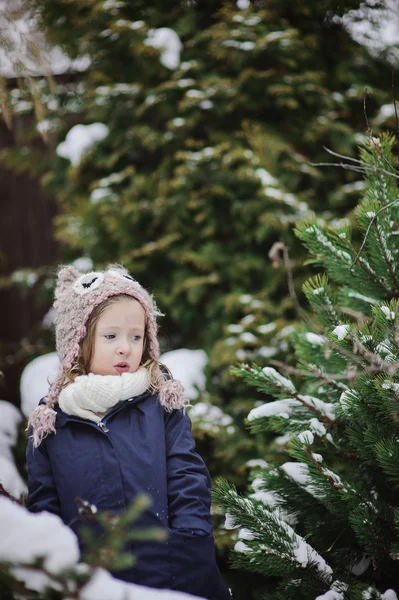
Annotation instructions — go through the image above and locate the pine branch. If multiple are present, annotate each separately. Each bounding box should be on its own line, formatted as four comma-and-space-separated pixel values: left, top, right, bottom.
351, 198, 399, 270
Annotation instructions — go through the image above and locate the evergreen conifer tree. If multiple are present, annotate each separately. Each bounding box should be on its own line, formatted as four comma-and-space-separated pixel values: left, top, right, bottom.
3, 0, 396, 476
4, 0, 395, 349
214, 134, 399, 600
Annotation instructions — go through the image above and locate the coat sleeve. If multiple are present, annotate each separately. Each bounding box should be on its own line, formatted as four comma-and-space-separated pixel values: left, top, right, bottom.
26, 435, 62, 517
164, 410, 232, 599
165, 408, 213, 534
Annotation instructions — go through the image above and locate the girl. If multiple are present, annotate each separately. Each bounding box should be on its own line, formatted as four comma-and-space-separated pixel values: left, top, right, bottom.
26, 265, 231, 600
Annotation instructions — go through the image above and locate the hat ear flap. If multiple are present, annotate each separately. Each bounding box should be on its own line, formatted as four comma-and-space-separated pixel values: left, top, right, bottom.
55, 265, 80, 295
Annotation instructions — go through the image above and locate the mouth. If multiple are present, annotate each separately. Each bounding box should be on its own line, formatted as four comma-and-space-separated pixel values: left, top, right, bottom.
114, 362, 130, 373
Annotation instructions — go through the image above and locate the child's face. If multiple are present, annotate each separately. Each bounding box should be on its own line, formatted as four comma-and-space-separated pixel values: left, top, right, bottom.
90, 297, 146, 376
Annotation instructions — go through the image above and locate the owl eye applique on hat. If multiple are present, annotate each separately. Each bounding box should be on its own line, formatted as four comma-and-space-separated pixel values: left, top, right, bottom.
73, 272, 105, 295
108, 269, 137, 283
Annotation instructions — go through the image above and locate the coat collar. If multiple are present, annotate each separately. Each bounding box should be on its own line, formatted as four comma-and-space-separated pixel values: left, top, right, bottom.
41, 389, 153, 429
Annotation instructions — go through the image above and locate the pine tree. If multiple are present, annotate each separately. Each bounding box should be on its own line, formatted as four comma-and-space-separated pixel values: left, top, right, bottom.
214, 134, 399, 599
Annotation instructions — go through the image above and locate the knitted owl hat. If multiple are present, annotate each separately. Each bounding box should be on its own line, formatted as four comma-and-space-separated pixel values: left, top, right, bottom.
28, 264, 185, 446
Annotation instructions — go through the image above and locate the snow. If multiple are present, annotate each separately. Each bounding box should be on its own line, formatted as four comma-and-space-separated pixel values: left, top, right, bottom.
312, 453, 323, 463
103, 0, 125, 9
1, 496, 79, 577
258, 346, 277, 358
382, 382, 399, 393
306, 226, 352, 263
374, 103, 396, 125
381, 306, 396, 320
314, 583, 347, 600
257, 323, 276, 334
241, 314, 255, 325
81, 568, 202, 600
297, 431, 314, 445
11, 269, 38, 286
350, 554, 371, 576
227, 324, 243, 333
275, 433, 292, 445
0, 4, 90, 77
56, 123, 109, 166
297, 396, 336, 420
90, 188, 115, 203
144, 28, 182, 70
305, 332, 326, 345
348, 291, 377, 305
376, 341, 396, 362
0, 400, 22, 458
277, 325, 296, 338
1, 497, 202, 599
261, 367, 296, 393
42, 306, 55, 329
382, 591, 398, 600
178, 79, 195, 88
250, 490, 281, 509
240, 332, 257, 343
160, 349, 207, 401
189, 402, 233, 433
247, 398, 300, 421
309, 418, 327, 437
321, 468, 342, 488
246, 459, 268, 468
281, 462, 310, 486
186, 90, 204, 99
256, 168, 278, 186
234, 540, 252, 553
245, 17, 261, 26
344, 0, 399, 58
0, 401, 27, 496
73, 257, 94, 272
20, 352, 60, 417
0, 456, 27, 497
238, 528, 255, 541
272, 512, 333, 577
224, 512, 238, 530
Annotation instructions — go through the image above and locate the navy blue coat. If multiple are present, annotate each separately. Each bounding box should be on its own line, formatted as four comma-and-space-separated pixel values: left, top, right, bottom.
26, 391, 231, 600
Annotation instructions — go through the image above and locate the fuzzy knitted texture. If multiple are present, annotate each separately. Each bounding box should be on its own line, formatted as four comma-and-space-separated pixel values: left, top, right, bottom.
28, 264, 187, 447
58, 369, 151, 422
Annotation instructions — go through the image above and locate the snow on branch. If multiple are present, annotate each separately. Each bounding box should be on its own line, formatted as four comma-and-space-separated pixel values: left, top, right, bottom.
0, 496, 202, 599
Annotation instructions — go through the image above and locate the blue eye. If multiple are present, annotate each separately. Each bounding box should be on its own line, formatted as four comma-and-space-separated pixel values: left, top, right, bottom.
104, 334, 115, 340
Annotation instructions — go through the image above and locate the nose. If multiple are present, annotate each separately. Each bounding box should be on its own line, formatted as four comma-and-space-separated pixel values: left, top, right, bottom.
116, 339, 131, 356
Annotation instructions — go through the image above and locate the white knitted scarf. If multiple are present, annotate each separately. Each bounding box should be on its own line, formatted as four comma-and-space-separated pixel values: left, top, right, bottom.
58, 368, 151, 423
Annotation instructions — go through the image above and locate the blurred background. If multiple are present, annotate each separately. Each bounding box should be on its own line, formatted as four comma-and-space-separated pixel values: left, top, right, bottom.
0, 0, 399, 596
